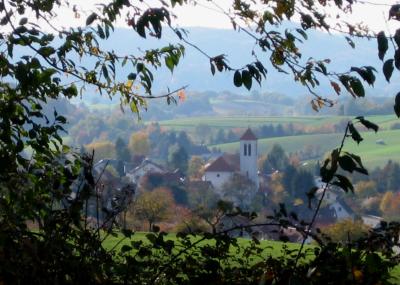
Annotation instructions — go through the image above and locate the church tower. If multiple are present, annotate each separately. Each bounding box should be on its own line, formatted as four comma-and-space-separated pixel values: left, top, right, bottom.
239, 128, 259, 189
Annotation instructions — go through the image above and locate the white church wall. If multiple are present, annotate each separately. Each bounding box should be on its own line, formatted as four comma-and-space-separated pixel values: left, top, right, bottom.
204, 171, 232, 193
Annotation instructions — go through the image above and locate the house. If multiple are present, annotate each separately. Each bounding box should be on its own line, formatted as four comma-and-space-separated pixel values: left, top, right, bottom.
94, 159, 126, 176
315, 188, 355, 223
126, 158, 166, 184
203, 128, 259, 191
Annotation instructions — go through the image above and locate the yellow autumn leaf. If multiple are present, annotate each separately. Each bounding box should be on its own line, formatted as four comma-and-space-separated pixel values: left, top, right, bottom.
90, 47, 99, 55
125, 80, 133, 89
177, 89, 186, 102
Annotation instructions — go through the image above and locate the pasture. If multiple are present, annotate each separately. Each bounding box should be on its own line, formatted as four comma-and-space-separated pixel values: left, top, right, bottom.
158, 115, 400, 168
103, 232, 400, 282
158, 114, 400, 132
213, 129, 400, 169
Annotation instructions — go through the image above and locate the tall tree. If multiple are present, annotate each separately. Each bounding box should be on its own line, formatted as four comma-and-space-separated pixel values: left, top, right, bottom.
188, 156, 205, 180
132, 188, 175, 231
128, 132, 150, 157
260, 144, 289, 173
85, 141, 116, 163
168, 144, 189, 174
115, 137, 131, 162
221, 173, 257, 210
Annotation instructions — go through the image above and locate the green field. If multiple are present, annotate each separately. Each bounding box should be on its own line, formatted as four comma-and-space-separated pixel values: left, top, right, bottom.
103, 232, 301, 259
158, 115, 400, 169
158, 114, 400, 131
103, 232, 400, 282
158, 115, 346, 131
213, 129, 400, 169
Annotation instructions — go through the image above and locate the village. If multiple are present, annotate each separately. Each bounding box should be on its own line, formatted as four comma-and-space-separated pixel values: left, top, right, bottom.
91, 127, 383, 242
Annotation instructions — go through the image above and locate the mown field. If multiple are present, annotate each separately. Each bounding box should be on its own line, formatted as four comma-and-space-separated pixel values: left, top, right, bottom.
103, 232, 400, 282
158, 115, 400, 169
158, 114, 400, 131
103, 232, 300, 258
213, 129, 400, 169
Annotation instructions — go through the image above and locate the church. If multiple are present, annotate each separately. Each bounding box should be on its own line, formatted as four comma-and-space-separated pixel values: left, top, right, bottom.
203, 128, 259, 191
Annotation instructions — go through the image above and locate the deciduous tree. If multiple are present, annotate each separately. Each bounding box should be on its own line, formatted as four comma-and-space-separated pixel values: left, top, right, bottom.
128, 132, 150, 156
132, 187, 175, 231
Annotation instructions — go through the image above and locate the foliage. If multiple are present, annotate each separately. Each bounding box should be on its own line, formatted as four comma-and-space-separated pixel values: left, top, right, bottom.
221, 173, 257, 210
259, 143, 290, 173
322, 219, 369, 243
128, 132, 150, 156
354, 180, 378, 198
187, 156, 205, 180
115, 137, 131, 162
2, 0, 400, 284
85, 140, 116, 163
131, 187, 175, 231
167, 143, 189, 173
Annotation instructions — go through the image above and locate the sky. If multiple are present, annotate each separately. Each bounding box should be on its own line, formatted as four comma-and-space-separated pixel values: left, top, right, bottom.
53, 0, 400, 33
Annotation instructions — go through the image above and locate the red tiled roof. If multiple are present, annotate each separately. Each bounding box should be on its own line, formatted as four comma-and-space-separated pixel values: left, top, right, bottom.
240, 128, 257, 140
222, 153, 240, 171
204, 156, 234, 172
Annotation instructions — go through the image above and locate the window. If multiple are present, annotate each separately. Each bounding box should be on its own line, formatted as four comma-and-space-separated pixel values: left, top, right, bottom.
248, 144, 251, 156
244, 144, 247, 156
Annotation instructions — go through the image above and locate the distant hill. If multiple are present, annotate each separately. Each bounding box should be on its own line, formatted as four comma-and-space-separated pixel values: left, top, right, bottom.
78, 25, 400, 104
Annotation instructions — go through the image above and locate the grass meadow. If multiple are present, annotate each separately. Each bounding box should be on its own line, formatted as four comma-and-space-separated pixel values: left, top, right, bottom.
158, 115, 400, 168
103, 232, 400, 282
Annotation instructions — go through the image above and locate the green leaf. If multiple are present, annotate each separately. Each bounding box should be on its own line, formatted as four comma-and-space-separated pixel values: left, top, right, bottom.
165, 56, 174, 72
320, 158, 335, 183
130, 101, 139, 113
210, 62, 215, 75
395, 29, 400, 47
296, 28, 308, 40
86, 12, 97, 26
395, 49, 400, 70
345, 36, 355, 48
128, 73, 136, 80
383, 59, 394, 82
394, 92, 400, 118
377, 31, 388, 61
242, 70, 252, 90
233, 70, 242, 87
102, 65, 109, 81
38, 46, 55, 57
333, 174, 354, 193
350, 66, 375, 86
348, 123, 363, 144
120, 245, 132, 253
122, 229, 133, 238
349, 77, 365, 97
356, 117, 379, 133
19, 17, 28, 26
338, 155, 357, 173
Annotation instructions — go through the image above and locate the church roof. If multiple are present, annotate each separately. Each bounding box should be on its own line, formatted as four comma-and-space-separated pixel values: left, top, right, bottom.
204, 156, 235, 172
240, 128, 257, 140
222, 153, 240, 171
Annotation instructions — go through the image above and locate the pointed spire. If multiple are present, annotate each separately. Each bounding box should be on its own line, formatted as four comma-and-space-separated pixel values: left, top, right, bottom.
240, 128, 257, 140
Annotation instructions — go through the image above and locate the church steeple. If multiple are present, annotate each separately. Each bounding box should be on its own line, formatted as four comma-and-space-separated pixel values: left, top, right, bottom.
239, 128, 258, 189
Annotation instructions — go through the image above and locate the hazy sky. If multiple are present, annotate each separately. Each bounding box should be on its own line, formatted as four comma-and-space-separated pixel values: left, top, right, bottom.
54, 0, 400, 32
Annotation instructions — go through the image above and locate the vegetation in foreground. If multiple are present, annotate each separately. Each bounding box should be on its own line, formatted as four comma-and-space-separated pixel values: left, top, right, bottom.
3, 0, 400, 284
